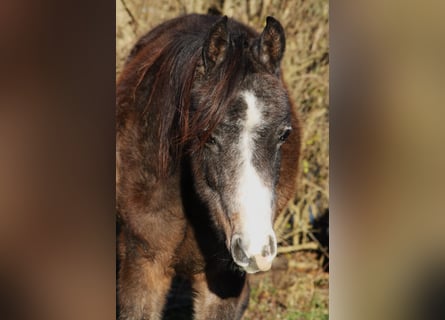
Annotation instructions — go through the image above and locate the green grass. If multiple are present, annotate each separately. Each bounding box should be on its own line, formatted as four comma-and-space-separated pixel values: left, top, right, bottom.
243, 255, 328, 320
245, 292, 328, 320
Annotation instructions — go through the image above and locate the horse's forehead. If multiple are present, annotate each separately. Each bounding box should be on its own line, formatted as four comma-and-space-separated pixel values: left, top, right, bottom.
233, 88, 287, 131
242, 91, 262, 129
242, 75, 288, 106
218, 75, 289, 129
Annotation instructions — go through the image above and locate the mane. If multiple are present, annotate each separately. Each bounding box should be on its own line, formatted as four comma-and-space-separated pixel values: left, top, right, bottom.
121, 16, 258, 177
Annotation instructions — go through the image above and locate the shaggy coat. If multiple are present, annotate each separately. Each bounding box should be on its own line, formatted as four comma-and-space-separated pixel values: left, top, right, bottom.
117, 14, 301, 320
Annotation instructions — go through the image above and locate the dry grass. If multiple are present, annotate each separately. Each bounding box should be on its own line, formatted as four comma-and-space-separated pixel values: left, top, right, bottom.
116, 0, 329, 317
244, 252, 329, 320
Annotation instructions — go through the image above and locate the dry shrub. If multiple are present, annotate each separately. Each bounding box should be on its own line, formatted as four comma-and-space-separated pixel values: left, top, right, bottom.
116, 0, 329, 259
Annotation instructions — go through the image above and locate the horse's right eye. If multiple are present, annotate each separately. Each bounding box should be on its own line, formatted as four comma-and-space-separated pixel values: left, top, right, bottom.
279, 128, 292, 142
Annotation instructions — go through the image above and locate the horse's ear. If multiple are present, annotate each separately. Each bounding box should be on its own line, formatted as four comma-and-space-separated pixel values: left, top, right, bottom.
255, 16, 285, 75
202, 16, 229, 72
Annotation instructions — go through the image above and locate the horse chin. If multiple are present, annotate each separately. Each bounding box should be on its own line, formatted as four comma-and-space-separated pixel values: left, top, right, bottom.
244, 266, 264, 274
241, 257, 274, 274
231, 254, 274, 274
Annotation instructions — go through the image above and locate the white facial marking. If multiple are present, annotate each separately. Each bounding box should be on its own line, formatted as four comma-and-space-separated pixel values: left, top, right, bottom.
237, 91, 275, 258
243, 91, 262, 130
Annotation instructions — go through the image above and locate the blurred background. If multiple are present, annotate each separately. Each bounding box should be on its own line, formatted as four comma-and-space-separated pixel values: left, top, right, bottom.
1, 1, 443, 319
116, 0, 329, 319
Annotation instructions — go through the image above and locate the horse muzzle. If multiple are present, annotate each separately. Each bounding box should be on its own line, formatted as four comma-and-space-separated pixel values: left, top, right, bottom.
230, 233, 277, 273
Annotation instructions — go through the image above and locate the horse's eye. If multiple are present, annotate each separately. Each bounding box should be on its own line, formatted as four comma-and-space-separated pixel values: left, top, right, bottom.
207, 136, 217, 145
279, 128, 292, 142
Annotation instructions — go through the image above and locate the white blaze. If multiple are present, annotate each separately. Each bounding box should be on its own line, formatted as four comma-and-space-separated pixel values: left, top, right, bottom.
237, 91, 275, 256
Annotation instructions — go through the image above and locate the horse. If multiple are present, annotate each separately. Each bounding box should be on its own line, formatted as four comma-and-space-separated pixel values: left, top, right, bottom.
116, 13, 301, 320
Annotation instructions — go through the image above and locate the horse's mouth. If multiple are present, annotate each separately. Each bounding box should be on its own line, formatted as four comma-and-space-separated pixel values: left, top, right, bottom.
241, 256, 274, 274
230, 233, 277, 273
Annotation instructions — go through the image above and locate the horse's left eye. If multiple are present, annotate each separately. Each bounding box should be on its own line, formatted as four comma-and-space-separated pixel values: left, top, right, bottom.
279, 128, 292, 142
206, 136, 218, 145
207, 136, 217, 145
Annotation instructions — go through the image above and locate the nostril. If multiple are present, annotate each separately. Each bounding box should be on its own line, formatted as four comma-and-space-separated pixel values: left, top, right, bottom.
261, 244, 271, 257
263, 236, 277, 257
231, 236, 249, 265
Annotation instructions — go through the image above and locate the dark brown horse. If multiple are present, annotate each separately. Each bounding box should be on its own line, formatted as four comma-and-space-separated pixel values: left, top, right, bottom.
116, 14, 301, 320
